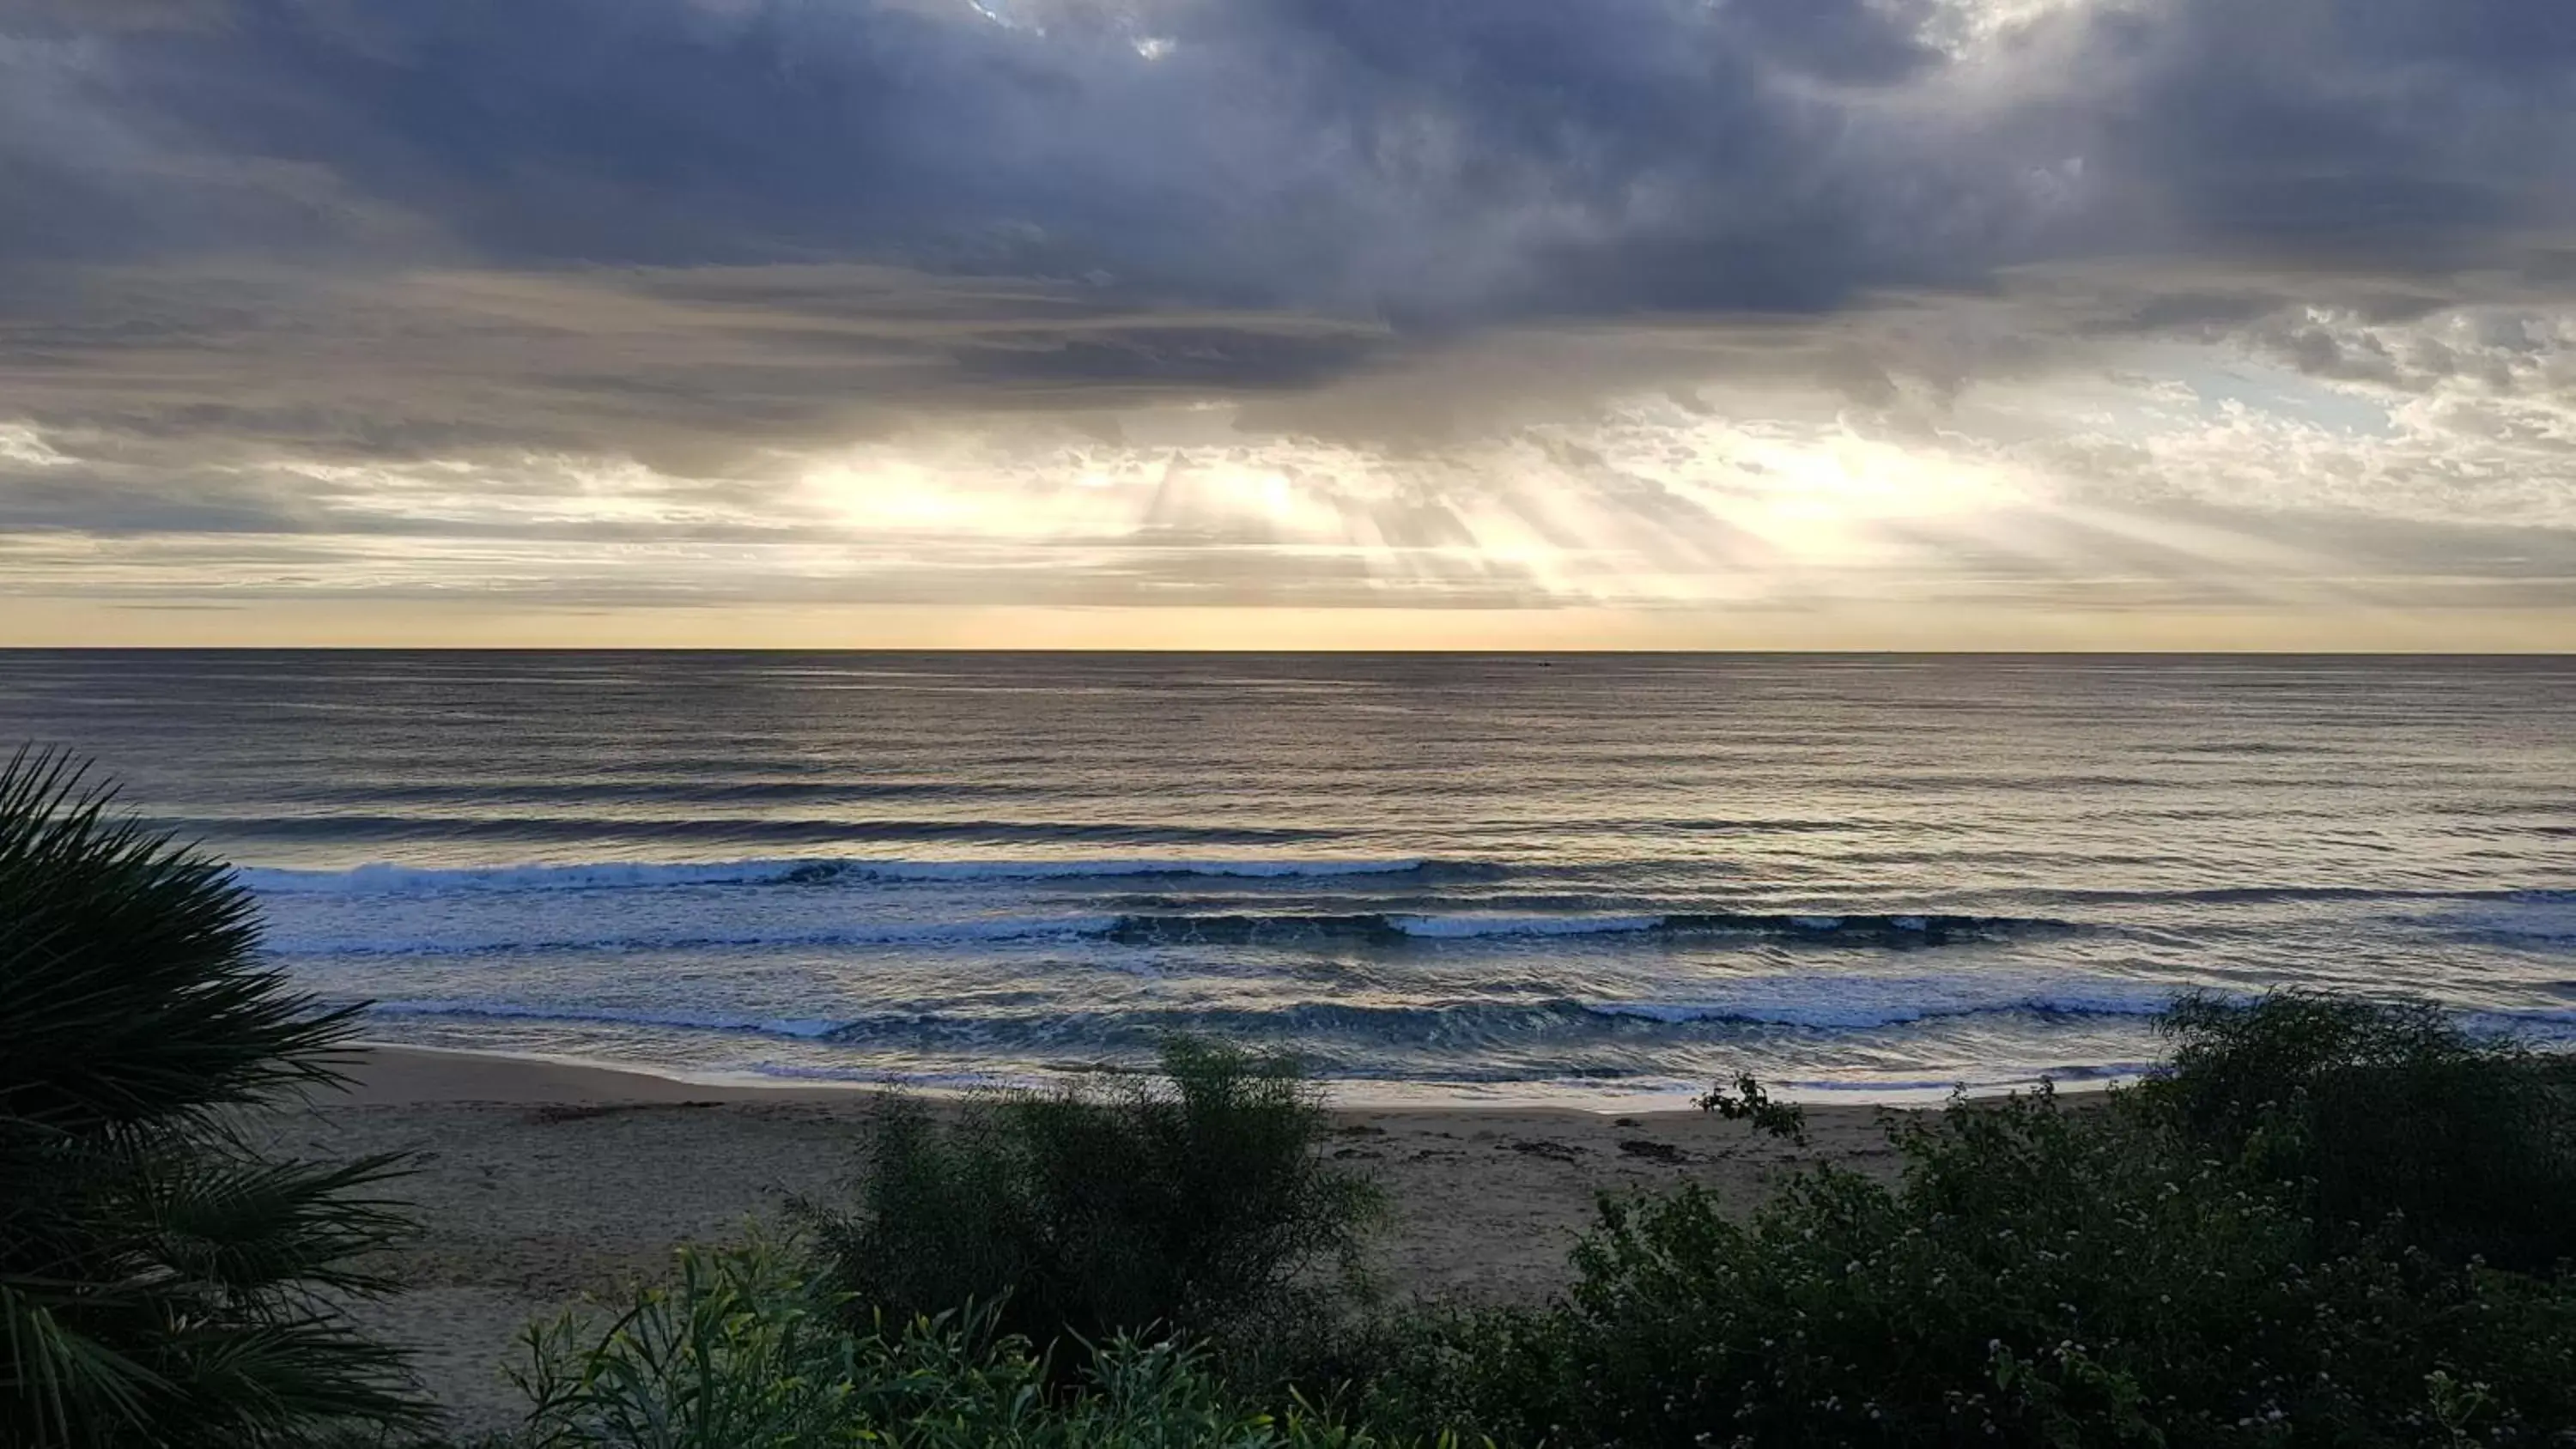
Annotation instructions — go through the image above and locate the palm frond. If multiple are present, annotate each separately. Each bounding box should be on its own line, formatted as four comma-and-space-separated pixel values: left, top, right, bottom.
0, 746, 358, 1137
0, 746, 428, 1446
133, 1145, 422, 1301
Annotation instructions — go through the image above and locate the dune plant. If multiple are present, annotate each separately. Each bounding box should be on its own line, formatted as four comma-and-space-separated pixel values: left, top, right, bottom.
510, 1235, 1406, 1449
2141, 989, 2576, 1271
1365, 1092, 2576, 1446
1359, 995, 2576, 1447
793, 1039, 1382, 1365
0, 747, 425, 1447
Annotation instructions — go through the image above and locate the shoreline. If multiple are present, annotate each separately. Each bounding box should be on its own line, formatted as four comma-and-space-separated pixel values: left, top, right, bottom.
340, 1041, 1716, 1113
346, 1040, 2113, 1112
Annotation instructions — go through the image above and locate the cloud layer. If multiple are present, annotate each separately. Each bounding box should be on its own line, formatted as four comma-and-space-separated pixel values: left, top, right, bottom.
3, 0, 2573, 643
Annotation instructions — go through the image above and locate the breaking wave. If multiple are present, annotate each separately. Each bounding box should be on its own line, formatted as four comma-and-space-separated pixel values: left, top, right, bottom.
274, 907, 2063, 957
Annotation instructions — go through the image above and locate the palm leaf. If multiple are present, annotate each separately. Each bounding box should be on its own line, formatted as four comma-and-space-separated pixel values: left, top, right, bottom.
0, 747, 428, 1446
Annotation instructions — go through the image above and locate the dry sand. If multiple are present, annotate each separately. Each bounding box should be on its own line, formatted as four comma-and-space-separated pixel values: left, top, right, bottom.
253, 1046, 1909, 1436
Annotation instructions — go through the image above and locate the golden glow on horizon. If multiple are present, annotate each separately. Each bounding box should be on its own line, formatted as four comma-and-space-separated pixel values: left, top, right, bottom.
6, 600, 2571, 652
8, 328, 2574, 653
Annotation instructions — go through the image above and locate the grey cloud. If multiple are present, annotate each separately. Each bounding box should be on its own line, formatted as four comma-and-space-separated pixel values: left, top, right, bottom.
0, 446, 829, 543
12, 0, 2570, 321
0, 0, 2568, 457
0, 263, 1396, 471
952, 326, 1390, 394
0, 460, 319, 535
3, 0, 2574, 625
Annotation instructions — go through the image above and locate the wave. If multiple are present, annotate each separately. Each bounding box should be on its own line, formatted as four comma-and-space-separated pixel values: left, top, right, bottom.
192, 816, 1339, 847
280, 916, 1127, 957
2040, 885, 2576, 906
245, 858, 2575, 918
275, 906, 2060, 957
1101, 910, 2052, 947
238, 856, 1454, 896
1586, 981, 2178, 1030
359, 989, 2576, 1052
1397, 913, 1662, 939
319, 780, 1024, 807
364, 1000, 848, 1039
356, 975, 2170, 1046
2427, 898, 2576, 948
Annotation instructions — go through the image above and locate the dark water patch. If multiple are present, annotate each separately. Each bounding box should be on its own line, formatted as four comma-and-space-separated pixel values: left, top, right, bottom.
165, 815, 1344, 848
240, 855, 1479, 896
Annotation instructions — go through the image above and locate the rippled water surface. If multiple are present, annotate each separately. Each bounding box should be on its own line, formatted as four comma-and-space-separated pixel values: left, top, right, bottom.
3, 651, 2570, 1102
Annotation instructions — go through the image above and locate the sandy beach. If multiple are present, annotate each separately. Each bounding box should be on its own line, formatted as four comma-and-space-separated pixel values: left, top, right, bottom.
258, 1046, 1908, 1435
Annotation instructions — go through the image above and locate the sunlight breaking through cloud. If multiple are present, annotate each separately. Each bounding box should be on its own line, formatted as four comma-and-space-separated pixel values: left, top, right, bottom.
2, 0, 2572, 645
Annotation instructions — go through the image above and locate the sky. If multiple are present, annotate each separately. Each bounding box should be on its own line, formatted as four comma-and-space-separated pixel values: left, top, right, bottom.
3, 0, 2573, 649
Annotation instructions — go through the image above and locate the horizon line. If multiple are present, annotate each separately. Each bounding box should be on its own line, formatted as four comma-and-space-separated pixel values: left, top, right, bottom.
4, 645, 2570, 658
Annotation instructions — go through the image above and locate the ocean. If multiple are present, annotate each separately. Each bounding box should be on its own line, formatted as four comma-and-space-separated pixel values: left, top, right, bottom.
3, 651, 2570, 1105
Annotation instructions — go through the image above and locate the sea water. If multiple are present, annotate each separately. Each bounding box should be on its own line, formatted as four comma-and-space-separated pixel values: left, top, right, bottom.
3, 651, 2569, 1104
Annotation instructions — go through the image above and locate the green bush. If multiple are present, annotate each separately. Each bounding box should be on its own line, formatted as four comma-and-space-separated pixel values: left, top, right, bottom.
507, 1235, 1413, 1449
1364, 1077, 2576, 1446
793, 1040, 1382, 1362
0, 749, 426, 1447
2140, 990, 2576, 1271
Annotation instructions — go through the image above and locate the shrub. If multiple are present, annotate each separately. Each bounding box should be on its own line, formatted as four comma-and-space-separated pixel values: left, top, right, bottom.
2140, 990, 2576, 1271
794, 1040, 1382, 1361
1694, 1073, 1807, 1145
508, 1236, 1412, 1449
1365, 1085, 2576, 1447
0, 748, 426, 1447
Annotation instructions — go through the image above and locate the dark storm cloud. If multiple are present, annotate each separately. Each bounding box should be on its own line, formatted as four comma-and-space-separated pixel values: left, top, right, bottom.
12, 0, 2567, 308
2, 0, 2574, 488
1, 0, 1984, 314
2123, 0, 2576, 258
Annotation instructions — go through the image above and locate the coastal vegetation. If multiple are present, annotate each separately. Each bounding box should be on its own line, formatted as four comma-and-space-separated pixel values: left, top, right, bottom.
0, 749, 426, 1446
488, 998, 2576, 1448
1352, 1009, 2576, 1446
790, 1038, 1382, 1370
7, 752, 2575, 1446
508, 1235, 1399, 1449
